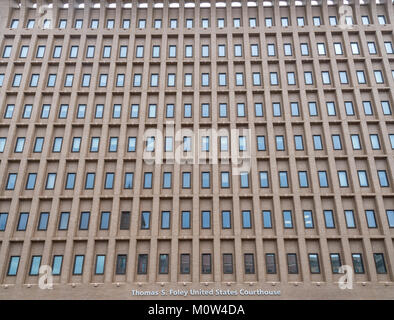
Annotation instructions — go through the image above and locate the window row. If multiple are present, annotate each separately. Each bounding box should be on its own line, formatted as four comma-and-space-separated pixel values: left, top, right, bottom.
8, 13, 389, 31
5, 250, 389, 277
2, 100, 392, 121
2, 209, 394, 232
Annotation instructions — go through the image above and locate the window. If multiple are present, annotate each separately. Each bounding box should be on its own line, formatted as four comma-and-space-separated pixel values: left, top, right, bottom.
201, 211, 211, 229
201, 45, 209, 57
300, 43, 309, 55
0, 74, 4, 87
182, 172, 191, 189
384, 42, 393, 54
150, 74, 159, 87
48, 256, 63, 277
143, 172, 153, 189
4, 104, 14, 119
95, 255, 106, 275
218, 44, 226, 57
30, 74, 39, 87
119, 45, 128, 58
378, 170, 389, 187
47, 74, 57, 87
345, 101, 354, 115
334, 43, 343, 55
217, 18, 225, 28
169, 45, 176, 58
20, 46, 29, 58
235, 73, 244, 86
0, 137, 6, 153
263, 211, 272, 228
351, 135, 361, 150
267, 44, 276, 56
281, 17, 289, 27
303, 210, 314, 229
365, 210, 377, 228
73, 255, 84, 275
287, 72, 296, 85
27, 19, 35, 28
321, 71, 331, 84
85, 172, 95, 189
294, 135, 304, 150
255, 103, 263, 117
64, 74, 74, 87
221, 172, 230, 188
130, 104, 139, 118
370, 134, 381, 150
276, 136, 285, 151
362, 101, 373, 115
116, 255, 127, 275
124, 172, 134, 189
104, 172, 114, 189
297, 17, 305, 26
270, 72, 278, 85
249, 17, 257, 27
53, 46, 62, 58
218, 73, 227, 86
313, 16, 321, 26
350, 42, 359, 55
106, 19, 114, 29
99, 74, 108, 87
287, 254, 298, 274
12, 74, 22, 87
326, 102, 336, 116
201, 136, 209, 152
183, 136, 191, 152
374, 253, 387, 274
74, 19, 83, 29
265, 17, 273, 27
6, 173, 17, 190
202, 254, 212, 274
185, 45, 193, 58
65, 173, 76, 190
159, 254, 169, 274
377, 15, 386, 24
242, 210, 251, 228
318, 171, 328, 187
279, 171, 288, 188
137, 254, 148, 274
148, 104, 157, 118
120, 211, 131, 230
381, 101, 391, 115
58, 212, 70, 230
303, 71, 313, 85
167, 74, 175, 87
239, 136, 247, 151
17, 212, 29, 231
266, 254, 276, 274
352, 254, 365, 274
201, 73, 209, 86
152, 45, 160, 58
233, 18, 241, 28
234, 44, 242, 57
284, 43, 292, 56
324, 210, 335, 228
345, 210, 356, 228
26, 173, 37, 190
7, 256, 20, 276
116, 74, 125, 87
358, 170, 369, 187
338, 171, 349, 187
70, 45, 79, 58
222, 211, 231, 229
339, 71, 348, 84
33, 137, 44, 153
244, 254, 255, 274
90, 19, 99, 29
79, 212, 90, 230
181, 211, 191, 229
170, 19, 177, 28
163, 172, 172, 189
36, 45, 46, 58
133, 74, 142, 87
40, 104, 51, 119
161, 211, 170, 229
136, 45, 144, 58
222, 254, 233, 274
59, 19, 67, 28
15, 137, 25, 153
313, 135, 323, 150
283, 210, 293, 228
309, 254, 320, 274
166, 104, 174, 118
357, 71, 366, 84
201, 103, 209, 118
202, 172, 210, 189
0, 213, 8, 231
317, 43, 326, 55
298, 171, 309, 188
259, 171, 269, 188
71, 137, 81, 152
374, 70, 384, 84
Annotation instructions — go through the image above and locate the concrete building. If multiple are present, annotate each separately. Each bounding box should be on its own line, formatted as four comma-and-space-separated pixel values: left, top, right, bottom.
0, 0, 393, 299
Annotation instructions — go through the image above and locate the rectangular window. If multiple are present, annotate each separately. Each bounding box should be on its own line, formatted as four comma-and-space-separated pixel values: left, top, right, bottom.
378, 170, 389, 187
294, 135, 304, 150
17, 212, 29, 231
352, 253, 365, 274
85, 172, 95, 189
26, 173, 37, 190
180, 254, 190, 274
242, 210, 251, 228
244, 254, 255, 274
260, 172, 269, 188
95, 255, 105, 274
303, 210, 314, 229
263, 211, 272, 228
287, 254, 298, 274
324, 210, 335, 228
330, 253, 341, 273
120, 211, 131, 230
141, 212, 151, 229
182, 172, 191, 189
318, 171, 328, 187
159, 254, 169, 274
223, 254, 233, 274
283, 210, 293, 228
298, 171, 309, 188
338, 171, 349, 187
104, 172, 114, 189
52, 256, 63, 275
7, 256, 20, 276
345, 210, 356, 228
374, 253, 387, 274
222, 211, 231, 229
0, 213, 9, 231
116, 255, 127, 275
79, 211, 90, 230
201, 211, 211, 229
266, 254, 276, 274
137, 254, 148, 274
100, 212, 110, 230
6, 173, 17, 190
201, 172, 210, 188
279, 171, 288, 188
163, 172, 172, 189
221, 172, 230, 188
45, 173, 56, 189
308, 254, 320, 274
181, 211, 191, 229
73, 255, 84, 275
58, 212, 70, 230
365, 210, 377, 228
358, 170, 369, 187
202, 254, 212, 274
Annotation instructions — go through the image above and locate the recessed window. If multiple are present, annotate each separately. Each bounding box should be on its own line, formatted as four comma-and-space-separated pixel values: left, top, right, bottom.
352, 253, 365, 274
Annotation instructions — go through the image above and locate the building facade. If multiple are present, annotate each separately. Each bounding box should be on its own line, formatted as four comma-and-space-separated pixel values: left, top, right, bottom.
0, 0, 393, 299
